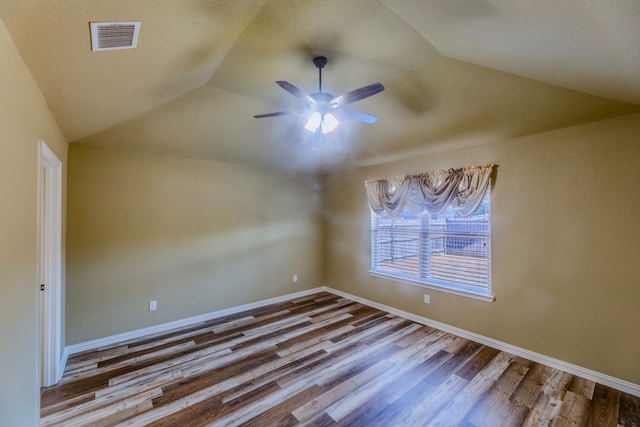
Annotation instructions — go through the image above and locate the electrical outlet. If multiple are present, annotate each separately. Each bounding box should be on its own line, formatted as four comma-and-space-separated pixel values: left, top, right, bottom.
149, 300, 157, 311
423, 294, 430, 304
293, 274, 298, 283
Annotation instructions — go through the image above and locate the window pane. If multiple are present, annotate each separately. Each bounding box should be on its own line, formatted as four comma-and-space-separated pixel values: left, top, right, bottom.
427, 235, 490, 289
372, 229, 420, 278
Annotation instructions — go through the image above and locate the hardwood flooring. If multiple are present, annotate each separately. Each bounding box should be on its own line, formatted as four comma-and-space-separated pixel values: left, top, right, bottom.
41, 292, 640, 426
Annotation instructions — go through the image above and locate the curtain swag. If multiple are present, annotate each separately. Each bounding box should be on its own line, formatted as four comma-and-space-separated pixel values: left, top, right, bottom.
365, 164, 494, 217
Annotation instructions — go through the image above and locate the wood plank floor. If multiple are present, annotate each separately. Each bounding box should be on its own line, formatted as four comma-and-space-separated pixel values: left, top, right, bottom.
41, 292, 640, 426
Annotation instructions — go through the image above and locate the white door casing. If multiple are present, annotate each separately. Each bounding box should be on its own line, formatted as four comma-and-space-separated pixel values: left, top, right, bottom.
38, 140, 62, 387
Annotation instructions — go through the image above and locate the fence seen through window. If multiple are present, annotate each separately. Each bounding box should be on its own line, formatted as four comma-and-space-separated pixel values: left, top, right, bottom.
371, 191, 491, 296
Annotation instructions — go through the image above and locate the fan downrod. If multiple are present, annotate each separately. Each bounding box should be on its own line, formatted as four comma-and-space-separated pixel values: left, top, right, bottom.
313, 56, 328, 93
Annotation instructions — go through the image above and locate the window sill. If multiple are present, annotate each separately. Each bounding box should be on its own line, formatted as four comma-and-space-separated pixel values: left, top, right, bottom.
369, 270, 495, 303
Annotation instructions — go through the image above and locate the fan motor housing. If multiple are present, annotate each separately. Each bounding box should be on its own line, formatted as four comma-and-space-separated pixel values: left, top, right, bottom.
311, 92, 333, 102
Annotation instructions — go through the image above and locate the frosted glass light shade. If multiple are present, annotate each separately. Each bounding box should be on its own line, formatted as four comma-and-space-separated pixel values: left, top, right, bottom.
304, 112, 322, 132
321, 113, 339, 133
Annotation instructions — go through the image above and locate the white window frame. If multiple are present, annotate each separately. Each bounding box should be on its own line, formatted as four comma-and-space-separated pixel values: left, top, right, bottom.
369, 190, 494, 302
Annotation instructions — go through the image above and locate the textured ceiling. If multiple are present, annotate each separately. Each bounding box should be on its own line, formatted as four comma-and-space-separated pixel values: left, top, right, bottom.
1, 0, 639, 172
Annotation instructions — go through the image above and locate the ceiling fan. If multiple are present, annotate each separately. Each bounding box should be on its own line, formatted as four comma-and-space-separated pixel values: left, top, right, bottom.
254, 56, 384, 134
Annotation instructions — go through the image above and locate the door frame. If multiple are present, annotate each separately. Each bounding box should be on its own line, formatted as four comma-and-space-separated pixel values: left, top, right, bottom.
37, 140, 63, 387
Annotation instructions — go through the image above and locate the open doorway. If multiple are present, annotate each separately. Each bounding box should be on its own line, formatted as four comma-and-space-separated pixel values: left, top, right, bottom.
38, 140, 63, 388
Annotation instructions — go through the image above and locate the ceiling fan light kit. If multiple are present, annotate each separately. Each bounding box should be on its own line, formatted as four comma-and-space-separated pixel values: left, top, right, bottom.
304, 112, 339, 134
254, 56, 384, 135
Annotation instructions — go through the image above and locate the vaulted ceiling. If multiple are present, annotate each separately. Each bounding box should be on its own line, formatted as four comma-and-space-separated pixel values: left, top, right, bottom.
2, 0, 639, 171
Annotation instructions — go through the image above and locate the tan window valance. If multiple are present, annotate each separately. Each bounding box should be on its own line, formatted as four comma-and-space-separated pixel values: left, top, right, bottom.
364, 164, 494, 217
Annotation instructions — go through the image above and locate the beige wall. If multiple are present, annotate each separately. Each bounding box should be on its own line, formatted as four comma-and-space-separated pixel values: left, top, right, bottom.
66, 145, 323, 344
325, 112, 640, 385
0, 18, 68, 426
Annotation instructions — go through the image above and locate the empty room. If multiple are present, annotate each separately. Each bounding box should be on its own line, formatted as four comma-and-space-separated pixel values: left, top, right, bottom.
1, 1, 639, 426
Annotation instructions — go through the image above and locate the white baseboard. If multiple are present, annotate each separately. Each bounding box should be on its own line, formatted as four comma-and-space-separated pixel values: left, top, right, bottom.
64, 285, 640, 397
65, 287, 326, 355
324, 286, 640, 398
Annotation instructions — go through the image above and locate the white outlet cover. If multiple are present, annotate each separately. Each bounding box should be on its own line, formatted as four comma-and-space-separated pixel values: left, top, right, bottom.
423, 294, 430, 304
149, 300, 157, 311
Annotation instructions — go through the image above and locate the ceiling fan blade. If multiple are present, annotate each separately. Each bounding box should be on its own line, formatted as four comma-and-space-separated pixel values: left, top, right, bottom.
329, 83, 384, 108
276, 81, 317, 105
339, 110, 378, 124
253, 111, 295, 119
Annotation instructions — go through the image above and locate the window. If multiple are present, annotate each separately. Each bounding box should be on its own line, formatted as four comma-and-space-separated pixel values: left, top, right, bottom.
370, 190, 492, 300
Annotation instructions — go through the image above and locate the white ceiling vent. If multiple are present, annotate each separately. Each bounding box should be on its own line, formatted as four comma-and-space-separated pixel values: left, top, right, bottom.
90, 22, 140, 51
